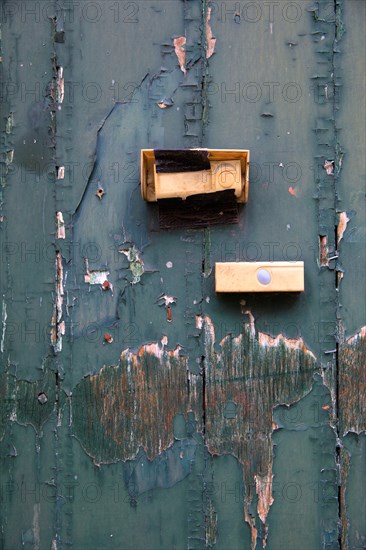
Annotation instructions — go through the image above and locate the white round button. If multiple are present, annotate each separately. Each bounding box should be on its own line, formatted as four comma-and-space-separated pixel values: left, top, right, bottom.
257, 269, 271, 285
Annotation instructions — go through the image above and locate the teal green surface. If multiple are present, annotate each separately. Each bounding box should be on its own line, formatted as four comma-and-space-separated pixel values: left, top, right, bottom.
1, 0, 365, 548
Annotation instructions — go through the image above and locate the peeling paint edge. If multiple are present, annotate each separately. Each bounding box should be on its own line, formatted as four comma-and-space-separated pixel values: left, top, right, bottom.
1, 297, 7, 353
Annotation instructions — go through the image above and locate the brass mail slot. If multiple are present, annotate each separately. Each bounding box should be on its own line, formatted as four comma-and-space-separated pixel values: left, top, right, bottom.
215, 262, 304, 292
141, 149, 250, 203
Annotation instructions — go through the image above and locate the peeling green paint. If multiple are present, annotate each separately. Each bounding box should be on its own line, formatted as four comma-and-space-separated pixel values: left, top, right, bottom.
5, 113, 13, 136
121, 245, 145, 285
205, 498, 218, 547
72, 345, 199, 464
203, 320, 318, 544
339, 329, 366, 435
71, 318, 321, 546
0, 372, 7, 441
269, 379, 338, 548
0, 0, 365, 547
339, 444, 351, 549
335, 0, 346, 41
342, 433, 366, 548
14, 369, 58, 433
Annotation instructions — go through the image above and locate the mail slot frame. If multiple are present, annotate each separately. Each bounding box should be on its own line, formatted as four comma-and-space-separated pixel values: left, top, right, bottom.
215, 261, 305, 293
140, 149, 250, 203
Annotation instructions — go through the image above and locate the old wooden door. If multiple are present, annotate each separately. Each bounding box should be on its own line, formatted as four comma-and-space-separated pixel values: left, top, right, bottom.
1, 0, 365, 548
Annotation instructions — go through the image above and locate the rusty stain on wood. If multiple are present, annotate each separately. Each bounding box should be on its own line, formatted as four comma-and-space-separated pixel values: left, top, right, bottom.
203, 318, 318, 546
71, 317, 318, 545
72, 344, 200, 464
339, 327, 366, 435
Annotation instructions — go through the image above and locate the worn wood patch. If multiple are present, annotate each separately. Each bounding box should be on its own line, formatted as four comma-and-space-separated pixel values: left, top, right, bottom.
339, 327, 366, 435
202, 318, 318, 544
71, 318, 318, 546
72, 345, 201, 464
0, 369, 62, 434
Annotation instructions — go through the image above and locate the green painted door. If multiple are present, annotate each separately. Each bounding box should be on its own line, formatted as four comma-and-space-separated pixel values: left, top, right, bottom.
1, 0, 365, 548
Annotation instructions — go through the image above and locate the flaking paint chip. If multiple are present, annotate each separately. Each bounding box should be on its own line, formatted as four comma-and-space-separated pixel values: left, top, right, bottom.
173, 36, 186, 74
324, 160, 334, 175
96, 187, 105, 200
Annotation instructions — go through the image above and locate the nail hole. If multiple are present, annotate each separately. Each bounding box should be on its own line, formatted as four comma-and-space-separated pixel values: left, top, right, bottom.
38, 392, 48, 405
